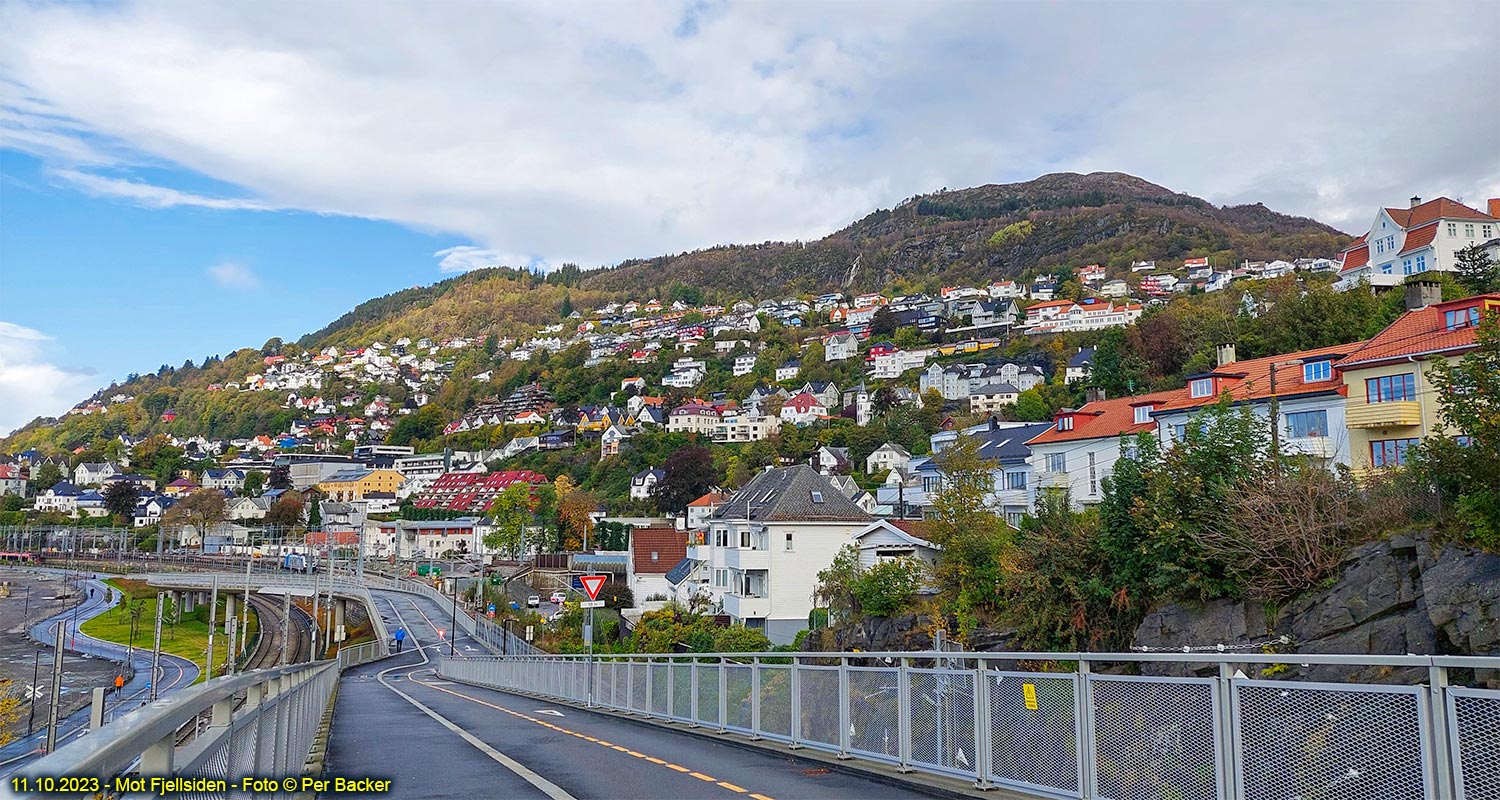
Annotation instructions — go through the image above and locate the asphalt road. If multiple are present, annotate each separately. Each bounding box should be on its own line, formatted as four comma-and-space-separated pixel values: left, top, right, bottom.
324, 589, 940, 800
0, 574, 199, 776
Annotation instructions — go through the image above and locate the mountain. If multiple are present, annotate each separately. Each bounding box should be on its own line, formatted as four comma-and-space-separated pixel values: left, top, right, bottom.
3, 171, 1351, 452
580, 171, 1348, 295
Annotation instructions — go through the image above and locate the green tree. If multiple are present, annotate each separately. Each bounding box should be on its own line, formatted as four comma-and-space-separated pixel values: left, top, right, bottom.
559, 293, 574, 318
241, 470, 265, 497
925, 435, 1014, 635
1454, 244, 1498, 295
31, 462, 64, 493
306, 493, 322, 532
102, 480, 142, 524
485, 484, 533, 558
387, 405, 446, 447
1417, 309, 1500, 546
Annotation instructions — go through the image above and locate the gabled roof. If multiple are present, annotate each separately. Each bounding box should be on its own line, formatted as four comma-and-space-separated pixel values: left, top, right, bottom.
1398, 197, 1496, 228
1151, 342, 1361, 414
713, 465, 872, 523
687, 491, 729, 508
631, 527, 687, 575
1339, 243, 1370, 274
1397, 222, 1439, 256
1069, 347, 1096, 367
852, 518, 939, 547
1336, 294, 1500, 369
974, 422, 1053, 463
1026, 391, 1177, 446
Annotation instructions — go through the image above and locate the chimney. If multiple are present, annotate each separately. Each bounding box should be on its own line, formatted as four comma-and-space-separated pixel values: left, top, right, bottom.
1410, 195, 1422, 208
1405, 280, 1442, 311
1085, 387, 1106, 404
1489, 198, 1500, 220
1216, 343, 1237, 367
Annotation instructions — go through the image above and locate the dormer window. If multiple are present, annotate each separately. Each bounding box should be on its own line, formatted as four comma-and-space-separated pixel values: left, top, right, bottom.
1190, 378, 1214, 398
1057, 416, 1074, 431
810, 491, 824, 503
1133, 405, 1153, 424
1303, 361, 1331, 383
1446, 307, 1480, 330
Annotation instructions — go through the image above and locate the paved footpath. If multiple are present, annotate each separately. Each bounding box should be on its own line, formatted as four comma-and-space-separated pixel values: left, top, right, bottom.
324, 590, 943, 800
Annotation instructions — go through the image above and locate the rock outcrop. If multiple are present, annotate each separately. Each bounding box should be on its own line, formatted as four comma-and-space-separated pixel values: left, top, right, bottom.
1132, 532, 1500, 684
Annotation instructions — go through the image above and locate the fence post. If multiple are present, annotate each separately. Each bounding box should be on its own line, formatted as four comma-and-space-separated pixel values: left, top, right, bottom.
897, 657, 913, 772
1427, 663, 1453, 800
789, 656, 802, 748
626, 659, 635, 713
689, 657, 699, 727
750, 657, 762, 740
717, 657, 728, 734
1217, 661, 1238, 800
645, 657, 655, 717
973, 658, 993, 789
837, 656, 852, 759
1077, 658, 1095, 798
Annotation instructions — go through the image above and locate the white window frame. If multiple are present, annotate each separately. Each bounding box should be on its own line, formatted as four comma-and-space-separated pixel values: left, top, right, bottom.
1190, 378, 1213, 398
1133, 406, 1151, 424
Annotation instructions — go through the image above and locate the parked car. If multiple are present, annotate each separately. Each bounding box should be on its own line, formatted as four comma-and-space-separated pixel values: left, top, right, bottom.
526, 595, 541, 607
549, 591, 566, 605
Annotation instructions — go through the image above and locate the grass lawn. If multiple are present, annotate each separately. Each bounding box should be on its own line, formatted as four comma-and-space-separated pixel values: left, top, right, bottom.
80, 579, 258, 683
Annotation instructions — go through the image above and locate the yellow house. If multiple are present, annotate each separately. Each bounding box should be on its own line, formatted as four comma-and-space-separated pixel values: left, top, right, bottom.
317, 468, 405, 502
1335, 287, 1498, 473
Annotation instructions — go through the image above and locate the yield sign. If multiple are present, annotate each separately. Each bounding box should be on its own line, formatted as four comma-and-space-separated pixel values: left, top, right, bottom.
580, 574, 607, 601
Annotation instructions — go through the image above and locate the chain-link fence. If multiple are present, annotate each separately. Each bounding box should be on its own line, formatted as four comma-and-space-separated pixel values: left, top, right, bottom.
435, 650, 1497, 800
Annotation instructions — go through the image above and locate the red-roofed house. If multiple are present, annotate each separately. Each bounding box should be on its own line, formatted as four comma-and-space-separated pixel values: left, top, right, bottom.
1335, 291, 1500, 472
1025, 391, 1176, 509
779, 392, 828, 426
411, 470, 550, 513
628, 526, 688, 602
1149, 342, 1364, 468
1337, 196, 1498, 289
850, 519, 942, 572
686, 491, 729, 529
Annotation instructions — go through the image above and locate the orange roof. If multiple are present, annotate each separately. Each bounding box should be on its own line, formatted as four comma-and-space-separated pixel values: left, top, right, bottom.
1339, 243, 1370, 274
1398, 222, 1439, 256
1336, 294, 1500, 370
1151, 342, 1361, 414
1025, 391, 1176, 446
1385, 207, 1411, 227
631, 527, 686, 575
1403, 197, 1496, 227
889, 519, 933, 541
687, 491, 729, 508
1026, 299, 1078, 311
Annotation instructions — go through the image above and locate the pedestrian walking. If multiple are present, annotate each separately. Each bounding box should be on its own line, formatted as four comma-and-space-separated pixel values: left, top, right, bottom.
114, 674, 125, 695
394, 627, 406, 653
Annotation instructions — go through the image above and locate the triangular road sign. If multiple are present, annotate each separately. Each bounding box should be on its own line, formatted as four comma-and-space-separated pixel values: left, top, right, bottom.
580, 574, 607, 601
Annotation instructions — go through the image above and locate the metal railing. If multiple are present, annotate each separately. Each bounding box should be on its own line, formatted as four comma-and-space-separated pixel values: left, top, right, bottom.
438, 650, 1500, 800
8, 661, 340, 798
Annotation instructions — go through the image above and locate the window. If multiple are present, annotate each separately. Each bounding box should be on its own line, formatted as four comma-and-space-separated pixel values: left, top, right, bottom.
1005, 471, 1026, 490
1380, 263, 1393, 275
1046, 453, 1066, 473
1285, 410, 1328, 438
1375, 240, 1384, 254
1485, 225, 1494, 238
1088, 452, 1098, 496
1402, 258, 1414, 275
1366, 373, 1416, 403
784, 532, 794, 551
1415, 255, 1426, 272
1464, 224, 1475, 238
1446, 307, 1480, 330
1172, 424, 1187, 442
810, 491, 824, 504
1303, 360, 1331, 382
1370, 438, 1420, 468
714, 529, 729, 547
1133, 405, 1152, 424
740, 529, 752, 548
1456, 436, 1474, 447
1448, 223, 1458, 237
1057, 416, 1073, 431
1388, 236, 1396, 251
1190, 378, 1214, 398
1005, 511, 1025, 529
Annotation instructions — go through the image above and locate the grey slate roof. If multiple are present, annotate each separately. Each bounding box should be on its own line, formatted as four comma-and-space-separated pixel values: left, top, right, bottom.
1069, 347, 1096, 368
973, 422, 1053, 465
713, 465, 872, 523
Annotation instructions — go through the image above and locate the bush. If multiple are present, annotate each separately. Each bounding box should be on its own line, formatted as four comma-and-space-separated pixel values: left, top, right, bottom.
851, 558, 927, 617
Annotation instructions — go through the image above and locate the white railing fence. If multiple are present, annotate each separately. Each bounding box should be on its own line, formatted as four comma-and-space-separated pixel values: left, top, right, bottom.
439, 651, 1500, 800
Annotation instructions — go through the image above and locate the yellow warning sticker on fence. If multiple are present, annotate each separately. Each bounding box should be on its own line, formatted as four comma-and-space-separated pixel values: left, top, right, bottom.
1022, 683, 1038, 710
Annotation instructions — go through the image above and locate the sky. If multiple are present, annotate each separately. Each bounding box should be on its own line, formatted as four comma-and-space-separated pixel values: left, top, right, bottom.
1, 0, 1498, 436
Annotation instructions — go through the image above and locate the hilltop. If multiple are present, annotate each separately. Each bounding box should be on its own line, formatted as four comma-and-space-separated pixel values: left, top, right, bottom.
1, 171, 1352, 450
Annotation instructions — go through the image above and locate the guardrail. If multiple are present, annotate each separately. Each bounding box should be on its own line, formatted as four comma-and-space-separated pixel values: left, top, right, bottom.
367, 576, 542, 656
438, 650, 1500, 800
9, 661, 340, 798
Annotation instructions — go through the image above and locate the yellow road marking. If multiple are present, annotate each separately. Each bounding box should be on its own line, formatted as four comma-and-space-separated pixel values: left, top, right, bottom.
717, 782, 747, 792
689, 772, 717, 782
626, 750, 645, 757
665, 763, 690, 772
750, 794, 777, 800
645, 756, 666, 765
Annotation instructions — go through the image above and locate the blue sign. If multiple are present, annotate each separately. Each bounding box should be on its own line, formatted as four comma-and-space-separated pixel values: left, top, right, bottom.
487, 603, 496, 613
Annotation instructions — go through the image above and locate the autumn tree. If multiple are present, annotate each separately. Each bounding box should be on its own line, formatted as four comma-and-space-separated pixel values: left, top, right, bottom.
162, 489, 228, 551
102, 480, 142, 524
652, 445, 717, 513
264, 493, 304, 530
925, 435, 1015, 635
555, 475, 599, 551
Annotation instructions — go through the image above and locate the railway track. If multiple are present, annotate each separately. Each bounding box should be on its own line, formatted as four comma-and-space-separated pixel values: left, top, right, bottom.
243, 593, 314, 670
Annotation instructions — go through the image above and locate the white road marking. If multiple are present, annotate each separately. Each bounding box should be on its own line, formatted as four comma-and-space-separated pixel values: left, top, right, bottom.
534, 709, 564, 717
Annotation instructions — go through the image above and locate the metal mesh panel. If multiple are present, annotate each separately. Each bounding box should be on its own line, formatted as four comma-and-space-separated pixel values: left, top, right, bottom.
613, 661, 630, 710
757, 665, 793, 741
986, 671, 1081, 796
695, 664, 720, 727
1090, 675, 1219, 800
1450, 688, 1500, 800
650, 663, 669, 717
848, 667, 900, 763
671, 662, 694, 722
630, 661, 648, 713
909, 669, 977, 778
254, 701, 280, 774
1235, 680, 1428, 800
725, 664, 754, 732
797, 666, 841, 751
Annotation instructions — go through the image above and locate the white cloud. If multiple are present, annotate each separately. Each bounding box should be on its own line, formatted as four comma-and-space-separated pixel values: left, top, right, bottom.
0, 322, 96, 437
0, 0, 1495, 264
206, 261, 259, 289
433, 246, 537, 274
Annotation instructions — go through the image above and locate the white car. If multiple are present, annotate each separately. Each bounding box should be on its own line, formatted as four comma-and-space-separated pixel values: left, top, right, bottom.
526, 595, 541, 607
549, 591, 567, 605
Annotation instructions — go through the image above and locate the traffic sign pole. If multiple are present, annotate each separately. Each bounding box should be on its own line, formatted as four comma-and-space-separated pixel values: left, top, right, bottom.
580, 574, 606, 709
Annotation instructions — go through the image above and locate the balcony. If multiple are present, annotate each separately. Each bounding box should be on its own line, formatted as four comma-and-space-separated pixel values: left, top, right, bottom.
685, 544, 710, 561
988, 488, 1030, 508
723, 547, 770, 570
1346, 401, 1421, 430
723, 593, 770, 618
1284, 436, 1336, 459
1037, 471, 1071, 490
